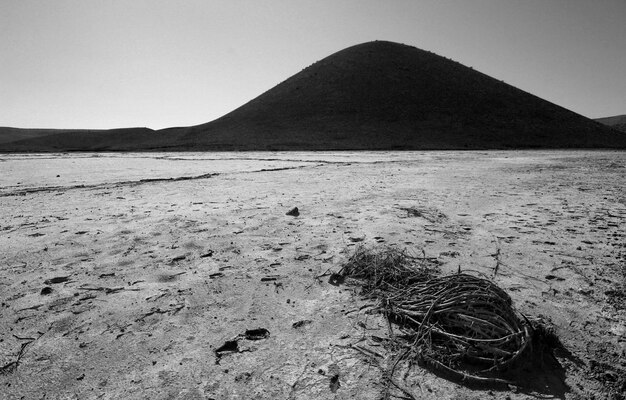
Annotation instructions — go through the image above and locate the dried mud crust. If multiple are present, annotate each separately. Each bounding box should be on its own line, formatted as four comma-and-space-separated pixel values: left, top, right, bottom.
575, 257, 626, 400
0, 150, 625, 400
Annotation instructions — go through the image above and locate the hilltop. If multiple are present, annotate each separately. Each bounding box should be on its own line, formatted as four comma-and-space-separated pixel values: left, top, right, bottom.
2, 41, 625, 151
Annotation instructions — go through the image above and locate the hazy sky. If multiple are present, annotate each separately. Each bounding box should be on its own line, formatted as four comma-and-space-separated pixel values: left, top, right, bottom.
2, 0, 625, 129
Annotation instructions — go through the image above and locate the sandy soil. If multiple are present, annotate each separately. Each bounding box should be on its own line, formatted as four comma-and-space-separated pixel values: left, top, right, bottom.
1, 150, 624, 400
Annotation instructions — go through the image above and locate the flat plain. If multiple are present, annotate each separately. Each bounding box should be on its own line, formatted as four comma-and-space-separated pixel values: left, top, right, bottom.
1, 151, 624, 399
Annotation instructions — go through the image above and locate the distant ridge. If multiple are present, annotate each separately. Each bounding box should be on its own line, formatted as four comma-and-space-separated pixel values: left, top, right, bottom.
595, 114, 626, 133
0, 127, 156, 149
2, 41, 625, 151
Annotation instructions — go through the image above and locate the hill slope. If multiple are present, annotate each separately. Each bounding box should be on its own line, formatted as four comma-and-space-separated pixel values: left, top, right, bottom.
0, 127, 163, 152
2, 41, 625, 151
595, 114, 626, 133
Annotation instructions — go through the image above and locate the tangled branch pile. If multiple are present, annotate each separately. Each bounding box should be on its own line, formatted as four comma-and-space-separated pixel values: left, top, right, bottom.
339, 245, 535, 384
338, 246, 439, 295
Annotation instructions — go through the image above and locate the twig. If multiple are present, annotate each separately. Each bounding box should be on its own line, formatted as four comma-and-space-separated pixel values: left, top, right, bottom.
286, 363, 310, 400
0, 342, 30, 375
351, 344, 384, 359
315, 267, 333, 279
492, 241, 501, 278
79, 286, 140, 294
382, 349, 421, 400
0, 329, 47, 375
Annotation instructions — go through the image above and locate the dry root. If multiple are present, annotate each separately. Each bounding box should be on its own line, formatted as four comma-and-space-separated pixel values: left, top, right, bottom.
339, 245, 439, 295
339, 245, 539, 384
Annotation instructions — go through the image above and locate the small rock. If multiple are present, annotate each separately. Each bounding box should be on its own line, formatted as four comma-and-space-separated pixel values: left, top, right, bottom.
44, 276, 70, 285
235, 372, 252, 382
286, 207, 299, 217
214, 340, 240, 364
200, 250, 214, 258
215, 340, 239, 355
329, 374, 340, 393
40, 287, 53, 295
328, 274, 345, 286
292, 320, 312, 329
245, 328, 270, 340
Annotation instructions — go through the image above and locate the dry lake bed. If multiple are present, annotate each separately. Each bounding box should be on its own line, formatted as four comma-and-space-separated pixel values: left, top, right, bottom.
1, 151, 624, 399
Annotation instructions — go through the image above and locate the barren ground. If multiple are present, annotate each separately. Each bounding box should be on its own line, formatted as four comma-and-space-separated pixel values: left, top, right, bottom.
1, 151, 624, 400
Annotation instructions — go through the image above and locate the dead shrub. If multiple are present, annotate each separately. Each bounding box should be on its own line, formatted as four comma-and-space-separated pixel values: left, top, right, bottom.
338, 245, 556, 386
